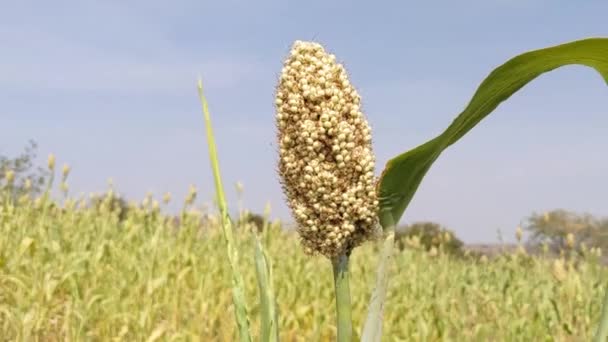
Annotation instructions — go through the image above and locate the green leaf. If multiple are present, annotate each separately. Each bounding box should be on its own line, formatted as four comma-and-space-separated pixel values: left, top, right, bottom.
253, 212, 278, 342
369, 37, 608, 342
361, 211, 395, 342
197, 79, 252, 342
253, 233, 279, 342
378, 37, 608, 225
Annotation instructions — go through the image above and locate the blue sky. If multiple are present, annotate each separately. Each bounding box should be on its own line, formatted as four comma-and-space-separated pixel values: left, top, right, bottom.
1, 1, 607, 243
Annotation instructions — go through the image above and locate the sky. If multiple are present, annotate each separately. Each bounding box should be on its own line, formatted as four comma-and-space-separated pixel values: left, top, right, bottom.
1, 1, 607, 243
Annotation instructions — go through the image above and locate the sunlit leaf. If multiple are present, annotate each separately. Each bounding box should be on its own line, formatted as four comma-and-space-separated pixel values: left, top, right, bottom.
378, 37, 608, 225
364, 37, 608, 342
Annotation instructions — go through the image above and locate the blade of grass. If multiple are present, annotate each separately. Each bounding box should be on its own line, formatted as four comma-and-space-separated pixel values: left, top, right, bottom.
253, 232, 279, 342
253, 205, 278, 342
197, 79, 252, 342
361, 210, 395, 342
594, 285, 608, 342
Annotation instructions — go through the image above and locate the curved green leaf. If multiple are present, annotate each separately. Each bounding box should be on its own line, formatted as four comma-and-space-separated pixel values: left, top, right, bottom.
367, 37, 608, 342
378, 37, 608, 225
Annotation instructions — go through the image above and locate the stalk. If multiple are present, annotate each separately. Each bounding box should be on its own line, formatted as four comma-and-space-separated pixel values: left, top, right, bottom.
361, 210, 396, 342
332, 253, 352, 342
253, 231, 279, 342
594, 284, 608, 342
197, 79, 252, 342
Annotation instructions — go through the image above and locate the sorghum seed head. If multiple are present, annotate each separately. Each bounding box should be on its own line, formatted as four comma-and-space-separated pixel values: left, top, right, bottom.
4, 170, 15, 184
552, 258, 567, 282
443, 231, 452, 243
47, 154, 56, 171
62, 164, 71, 180
566, 233, 575, 249
235, 181, 244, 195
515, 226, 523, 242
163, 192, 171, 204
60, 182, 69, 193
275, 40, 379, 258
185, 185, 197, 206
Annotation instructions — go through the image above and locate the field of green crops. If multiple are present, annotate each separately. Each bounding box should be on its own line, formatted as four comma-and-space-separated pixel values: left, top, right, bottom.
0, 190, 606, 341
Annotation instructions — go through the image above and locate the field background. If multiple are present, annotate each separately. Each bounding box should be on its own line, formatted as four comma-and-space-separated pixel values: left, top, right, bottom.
1, 193, 605, 341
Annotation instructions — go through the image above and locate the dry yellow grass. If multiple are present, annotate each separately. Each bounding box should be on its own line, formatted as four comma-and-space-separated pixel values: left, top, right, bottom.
0, 188, 606, 341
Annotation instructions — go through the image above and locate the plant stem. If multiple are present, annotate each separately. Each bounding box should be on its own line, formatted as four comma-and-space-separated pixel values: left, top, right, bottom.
332, 253, 352, 342
594, 283, 608, 342
361, 210, 395, 342
197, 79, 252, 342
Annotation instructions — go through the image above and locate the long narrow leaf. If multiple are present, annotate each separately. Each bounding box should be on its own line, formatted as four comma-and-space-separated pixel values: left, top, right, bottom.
379, 37, 608, 225
361, 210, 395, 342
253, 216, 278, 342
370, 37, 608, 341
197, 79, 252, 342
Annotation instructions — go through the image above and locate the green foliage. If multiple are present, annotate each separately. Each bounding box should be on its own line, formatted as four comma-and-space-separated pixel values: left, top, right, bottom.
0, 140, 49, 198
377, 38, 608, 227
88, 193, 130, 222
238, 212, 266, 232
525, 209, 608, 252
365, 38, 608, 340
1, 190, 607, 340
395, 221, 464, 256
198, 80, 253, 342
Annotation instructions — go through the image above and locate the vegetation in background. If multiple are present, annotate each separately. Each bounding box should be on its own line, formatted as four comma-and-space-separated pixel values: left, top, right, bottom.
0, 140, 49, 198
395, 221, 464, 257
1, 35, 607, 341
0, 178, 607, 340
526, 209, 608, 253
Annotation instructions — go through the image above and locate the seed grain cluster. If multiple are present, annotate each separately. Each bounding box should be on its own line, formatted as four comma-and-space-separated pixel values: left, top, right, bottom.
275, 41, 379, 258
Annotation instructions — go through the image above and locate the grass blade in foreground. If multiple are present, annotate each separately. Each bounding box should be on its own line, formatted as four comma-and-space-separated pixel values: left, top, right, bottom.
253, 212, 279, 342
197, 79, 252, 342
595, 288, 608, 342
367, 37, 608, 341
360, 210, 395, 342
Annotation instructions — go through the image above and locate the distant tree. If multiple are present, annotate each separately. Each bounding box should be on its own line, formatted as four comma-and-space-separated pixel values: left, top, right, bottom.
0, 140, 49, 198
524, 209, 608, 252
89, 193, 130, 221
238, 212, 266, 232
395, 221, 464, 256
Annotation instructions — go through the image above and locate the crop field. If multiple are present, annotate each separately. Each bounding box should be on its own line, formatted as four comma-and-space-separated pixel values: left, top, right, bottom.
2, 1, 608, 341
0, 189, 606, 341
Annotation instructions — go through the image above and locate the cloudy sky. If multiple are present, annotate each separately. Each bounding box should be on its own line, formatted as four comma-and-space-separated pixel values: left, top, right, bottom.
1, 1, 607, 242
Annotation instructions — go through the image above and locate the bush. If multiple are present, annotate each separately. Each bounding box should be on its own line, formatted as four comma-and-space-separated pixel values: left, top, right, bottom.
89, 193, 130, 222
525, 209, 608, 252
0, 140, 49, 198
395, 221, 464, 256
238, 211, 267, 232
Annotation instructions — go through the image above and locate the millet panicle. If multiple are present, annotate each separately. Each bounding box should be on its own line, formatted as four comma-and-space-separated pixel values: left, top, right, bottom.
275, 40, 379, 258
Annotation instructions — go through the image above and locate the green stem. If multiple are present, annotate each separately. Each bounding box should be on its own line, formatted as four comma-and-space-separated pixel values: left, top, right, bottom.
197, 80, 252, 342
594, 283, 608, 342
361, 210, 396, 342
332, 253, 352, 342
